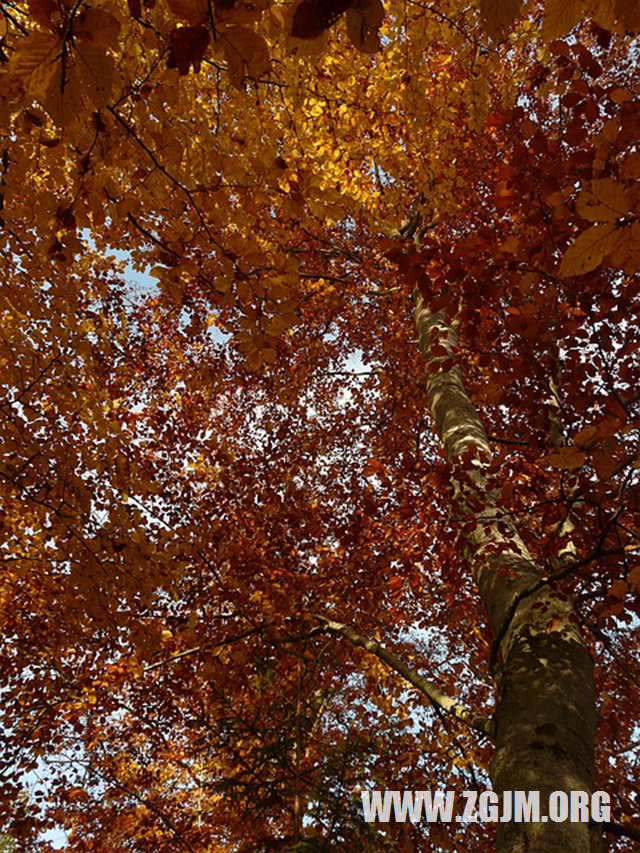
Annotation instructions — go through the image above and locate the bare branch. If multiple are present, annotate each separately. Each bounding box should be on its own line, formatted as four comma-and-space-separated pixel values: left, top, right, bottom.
312, 613, 493, 738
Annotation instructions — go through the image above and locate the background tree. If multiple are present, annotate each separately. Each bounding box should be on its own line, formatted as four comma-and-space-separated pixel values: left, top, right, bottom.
0, 0, 639, 851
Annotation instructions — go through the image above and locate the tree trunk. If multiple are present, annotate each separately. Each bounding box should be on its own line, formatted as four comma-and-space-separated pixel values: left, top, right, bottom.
414, 295, 600, 852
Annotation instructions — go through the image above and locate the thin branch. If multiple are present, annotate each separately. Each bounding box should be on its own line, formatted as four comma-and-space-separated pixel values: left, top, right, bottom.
143, 624, 326, 672
107, 107, 228, 257
602, 820, 640, 843
312, 613, 493, 738
144, 647, 201, 673
613, 739, 640, 756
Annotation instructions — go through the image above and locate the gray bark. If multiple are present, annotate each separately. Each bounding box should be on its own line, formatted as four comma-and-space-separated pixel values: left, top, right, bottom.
414, 294, 600, 853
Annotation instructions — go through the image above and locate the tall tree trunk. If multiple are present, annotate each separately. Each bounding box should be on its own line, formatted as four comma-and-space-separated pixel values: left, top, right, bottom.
414, 295, 600, 853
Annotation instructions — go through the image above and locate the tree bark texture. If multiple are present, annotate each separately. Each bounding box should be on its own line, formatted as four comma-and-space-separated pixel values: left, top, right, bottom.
414, 294, 600, 853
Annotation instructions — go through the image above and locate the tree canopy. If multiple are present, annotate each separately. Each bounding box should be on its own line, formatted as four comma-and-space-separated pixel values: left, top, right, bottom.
1, 0, 640, 850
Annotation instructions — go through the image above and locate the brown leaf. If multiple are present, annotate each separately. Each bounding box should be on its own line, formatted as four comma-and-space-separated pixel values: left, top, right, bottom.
168, 0, 209, 25
76, 44, 115, 108
541, 0, 583, 41
292, 1, 324, 39
43, 63, 84, 126
9, 32, 60, 98
548, 446, 585, 470
615, 0, 640, 31
346, 6, 380, 53
27, 0, 57, 28
480, 0, 522, 40
223, 26, 270, 89
73, 8, 121, 48
292, 0, 354, 38
558, 222, 620, 277
167, 25, 210, 75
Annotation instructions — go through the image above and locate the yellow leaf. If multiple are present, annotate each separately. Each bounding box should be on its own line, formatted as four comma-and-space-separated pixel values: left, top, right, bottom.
558, 222, 619, 277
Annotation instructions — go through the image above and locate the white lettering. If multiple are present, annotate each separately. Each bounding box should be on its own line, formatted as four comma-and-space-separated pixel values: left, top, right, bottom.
591, 791, 611, 823
548, 791, 568, 822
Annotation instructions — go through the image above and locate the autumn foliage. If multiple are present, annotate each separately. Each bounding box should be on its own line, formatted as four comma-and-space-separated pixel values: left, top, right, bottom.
1, 0, 640, 850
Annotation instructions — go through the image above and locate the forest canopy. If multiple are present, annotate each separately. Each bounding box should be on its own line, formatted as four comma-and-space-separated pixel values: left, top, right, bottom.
1, 0, 640, 851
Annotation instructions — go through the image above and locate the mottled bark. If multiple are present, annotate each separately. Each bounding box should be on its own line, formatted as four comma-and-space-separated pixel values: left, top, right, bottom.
414, 294, 600, 853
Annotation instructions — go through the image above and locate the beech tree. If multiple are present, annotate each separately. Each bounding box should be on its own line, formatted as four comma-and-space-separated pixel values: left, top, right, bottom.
1, 0, 639, 851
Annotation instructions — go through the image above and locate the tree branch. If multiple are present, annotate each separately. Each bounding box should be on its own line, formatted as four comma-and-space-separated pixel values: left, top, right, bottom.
312, 613, 493, 738
602, 820, 640, 843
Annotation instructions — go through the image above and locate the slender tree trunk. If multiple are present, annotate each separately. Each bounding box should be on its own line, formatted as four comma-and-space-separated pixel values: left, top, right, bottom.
414, 295, 600, 853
